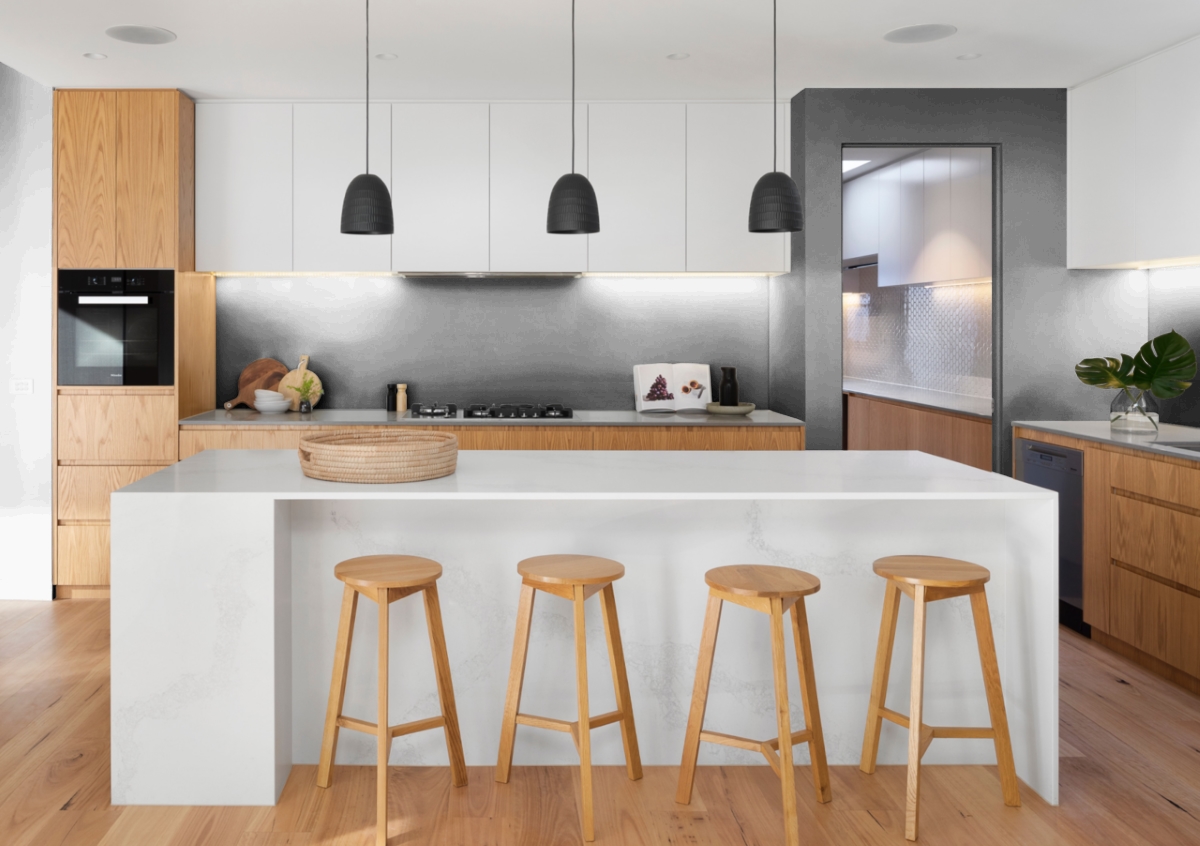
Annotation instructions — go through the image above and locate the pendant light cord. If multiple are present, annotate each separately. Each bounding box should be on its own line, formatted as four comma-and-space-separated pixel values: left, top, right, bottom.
365, 0, 370, 174
571, 0, 576, 174
772, 0, 777, 173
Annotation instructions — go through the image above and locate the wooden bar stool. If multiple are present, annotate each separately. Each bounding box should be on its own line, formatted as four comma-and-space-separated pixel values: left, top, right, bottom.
859, 555, 1020, 841
677, 565, 832, 846
317, 555, 467, 846
495, 554, 642, 842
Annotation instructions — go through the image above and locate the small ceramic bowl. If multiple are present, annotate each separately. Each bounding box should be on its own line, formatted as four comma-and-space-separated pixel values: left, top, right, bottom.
255, 389, 284, 400
254, 398, 292, 414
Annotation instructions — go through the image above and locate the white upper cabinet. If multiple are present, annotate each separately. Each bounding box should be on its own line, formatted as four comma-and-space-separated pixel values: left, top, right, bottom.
391, 104, 489, 273
686, 103, 790, 273
490, 103, 589, 273
292, 103, 392, 272
949, 147, 992, 280
195, 103, 293, 271
921, 148, 953, 283
842, 170, 879, 261
1069, 37, 1200, 268
877, 163, 902, 286
587, 104, 686, 272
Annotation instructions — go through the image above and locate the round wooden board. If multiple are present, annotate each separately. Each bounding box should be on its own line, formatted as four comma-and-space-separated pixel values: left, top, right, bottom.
224, 358, 288, 409
278, 355, 324, 411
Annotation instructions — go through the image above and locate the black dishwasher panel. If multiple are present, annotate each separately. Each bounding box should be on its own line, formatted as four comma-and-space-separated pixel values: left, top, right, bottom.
1014, 438, 1086, 636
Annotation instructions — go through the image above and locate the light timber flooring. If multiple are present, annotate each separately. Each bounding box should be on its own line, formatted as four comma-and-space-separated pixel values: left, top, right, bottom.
1, 598, 1199, 845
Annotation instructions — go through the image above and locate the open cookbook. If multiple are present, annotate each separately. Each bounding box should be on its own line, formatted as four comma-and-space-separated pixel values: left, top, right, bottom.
633, 363, 713, 412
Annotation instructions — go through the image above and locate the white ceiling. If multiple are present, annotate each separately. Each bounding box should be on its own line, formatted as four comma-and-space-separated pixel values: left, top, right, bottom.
1, 0, 1199, 102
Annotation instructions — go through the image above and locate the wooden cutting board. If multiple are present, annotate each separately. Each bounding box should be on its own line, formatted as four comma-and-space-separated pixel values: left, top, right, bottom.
224, 358, 288, 410
277, 355, 324, 411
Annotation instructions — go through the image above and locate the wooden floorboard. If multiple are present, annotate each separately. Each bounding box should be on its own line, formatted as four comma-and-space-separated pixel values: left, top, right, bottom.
0, 601, 1198, 844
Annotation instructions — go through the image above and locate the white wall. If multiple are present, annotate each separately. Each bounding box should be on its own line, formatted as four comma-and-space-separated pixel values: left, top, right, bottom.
0, 62, 52, 600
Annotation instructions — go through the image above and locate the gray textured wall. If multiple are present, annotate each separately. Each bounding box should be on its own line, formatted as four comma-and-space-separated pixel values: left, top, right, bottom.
216, 275, 769, 410
0, 61, 52, 599
1149, 266, 1200, 426
779, 89, 1149, 470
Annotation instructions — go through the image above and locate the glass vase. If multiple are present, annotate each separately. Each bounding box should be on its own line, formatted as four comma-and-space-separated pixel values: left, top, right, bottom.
1110, 388, 1160, 435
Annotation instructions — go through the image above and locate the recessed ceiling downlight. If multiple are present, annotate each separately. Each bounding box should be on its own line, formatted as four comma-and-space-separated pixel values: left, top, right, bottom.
105, 25, 177, 45
375, 53, 398, 60
882, 24, 957, 44
667, 52, 690, 60
83, 52, 107, 60
957, 53, 982, 61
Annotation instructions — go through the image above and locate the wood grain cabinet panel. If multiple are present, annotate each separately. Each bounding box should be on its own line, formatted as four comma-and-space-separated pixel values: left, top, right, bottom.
1110, 452, 1200, 511
56, 91, 117, 268
116, 91, 179, 268
1109, 565, 1200, 679
58, 465, 168, 521
848, 394, 991, 471
1110, 494, 1200, 593
592, 427, 803, 451
59, 394, 178, 462
57, 525, 111, 586
1082, 445, 1111, 630
453, 427, 594, 450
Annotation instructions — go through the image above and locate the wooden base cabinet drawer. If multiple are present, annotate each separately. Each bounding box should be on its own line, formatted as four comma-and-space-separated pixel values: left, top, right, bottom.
1108, 565, 1200, 679
57, 524, 110, 586
57, 465, 168, 521
58, 394, 178, 462
1111, 452, 1200, 511
593, 427, 804, 450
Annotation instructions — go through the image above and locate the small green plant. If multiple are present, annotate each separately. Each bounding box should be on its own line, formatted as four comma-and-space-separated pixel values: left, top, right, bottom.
296, 375, 320, 403
1075, 329, 1196, 428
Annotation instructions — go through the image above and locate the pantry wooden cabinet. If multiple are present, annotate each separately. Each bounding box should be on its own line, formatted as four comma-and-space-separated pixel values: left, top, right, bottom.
56, 89, 194, 270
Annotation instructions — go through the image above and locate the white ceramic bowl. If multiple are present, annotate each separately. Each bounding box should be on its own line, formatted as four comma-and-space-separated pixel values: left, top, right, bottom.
254, 398, 292, 414
255, 389, 284, 400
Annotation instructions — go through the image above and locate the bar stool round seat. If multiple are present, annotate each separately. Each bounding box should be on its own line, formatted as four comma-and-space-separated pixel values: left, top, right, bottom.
872, 555, 990, 589
517, 553, 625, 585
705, 564, 821, 598
334, 554, 442, 589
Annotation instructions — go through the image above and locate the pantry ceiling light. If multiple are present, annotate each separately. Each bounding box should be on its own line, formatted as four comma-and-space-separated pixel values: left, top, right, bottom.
957, 52, 982, 60
667, 52, 690, 60
843, 159, 869, 173
83, 52, 107, 60
375, 52, 398, 60
105, 25, 177, 45
883, 24, 957, 44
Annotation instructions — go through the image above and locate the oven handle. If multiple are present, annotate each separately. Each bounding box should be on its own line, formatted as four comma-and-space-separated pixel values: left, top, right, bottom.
77, 295, 151, 305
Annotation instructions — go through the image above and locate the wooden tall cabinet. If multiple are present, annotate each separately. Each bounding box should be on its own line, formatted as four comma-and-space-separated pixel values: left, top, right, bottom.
56, 89, 194, 269
53, 89, 206, 596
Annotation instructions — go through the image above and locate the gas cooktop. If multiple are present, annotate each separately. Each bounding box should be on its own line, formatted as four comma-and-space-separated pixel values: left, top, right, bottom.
465, 403, 573, 419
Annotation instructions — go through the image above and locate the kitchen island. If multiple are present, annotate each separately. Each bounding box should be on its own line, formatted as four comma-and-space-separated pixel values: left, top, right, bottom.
110, 449, 1057, 807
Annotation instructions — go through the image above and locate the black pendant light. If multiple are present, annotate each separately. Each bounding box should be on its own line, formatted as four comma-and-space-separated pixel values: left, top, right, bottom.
748, 0, 802, 233
341, 0, 394, 235
547, 0, 599, 234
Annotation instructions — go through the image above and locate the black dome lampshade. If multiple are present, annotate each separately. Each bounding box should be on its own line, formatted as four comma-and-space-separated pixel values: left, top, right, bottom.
548, 173, 600, 234
546, 0, 599, 235
749, 0, 802, 234
340, 0, 394, 235
341, 173, 394, 235
749, 171, 802, 233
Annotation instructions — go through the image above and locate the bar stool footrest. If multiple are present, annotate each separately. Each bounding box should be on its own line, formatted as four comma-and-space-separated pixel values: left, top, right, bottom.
878, 709, 996, 759
336, 714, 447, 738
698, 728, 814, 776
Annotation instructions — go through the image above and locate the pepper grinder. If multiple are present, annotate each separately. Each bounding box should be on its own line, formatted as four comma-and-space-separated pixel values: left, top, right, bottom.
396, 383, 408, 414
719, 367, 739, 407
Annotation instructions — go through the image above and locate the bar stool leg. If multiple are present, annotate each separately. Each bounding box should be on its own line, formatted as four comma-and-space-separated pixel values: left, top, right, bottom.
676, 593, 723, 805
317, 584, 359, 789
377, 590, 391, 846
905, 585, 928, 842
423, 584, 468, 788
573, 584, 595, 842
496, 584, 536, 784
791, 597, 831, 803
598, 583, 643, 781
970, 589, 1021, 808
860, 581, 902, 774
769, 597, 801, 846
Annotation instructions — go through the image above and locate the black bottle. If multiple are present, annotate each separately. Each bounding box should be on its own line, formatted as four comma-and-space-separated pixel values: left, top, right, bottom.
719, 367, 739, 406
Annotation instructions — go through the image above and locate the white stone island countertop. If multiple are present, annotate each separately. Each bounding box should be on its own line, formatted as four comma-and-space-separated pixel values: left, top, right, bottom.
179, 408, 805, 427
111, 449, 1058, 809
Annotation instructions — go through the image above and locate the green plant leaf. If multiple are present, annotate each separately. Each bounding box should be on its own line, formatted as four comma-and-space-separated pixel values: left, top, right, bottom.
1075, 354, 1136, 389
1131, 330, 1196, 399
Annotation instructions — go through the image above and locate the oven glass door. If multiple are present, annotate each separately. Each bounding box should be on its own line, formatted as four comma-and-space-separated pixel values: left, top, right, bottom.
58, 294, 174, 385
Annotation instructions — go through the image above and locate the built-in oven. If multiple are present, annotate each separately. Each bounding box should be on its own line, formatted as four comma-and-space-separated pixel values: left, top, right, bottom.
57, 269, 174, 386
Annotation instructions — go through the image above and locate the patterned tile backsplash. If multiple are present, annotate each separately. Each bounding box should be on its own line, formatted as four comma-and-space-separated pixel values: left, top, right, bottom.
843, 280, 992, 398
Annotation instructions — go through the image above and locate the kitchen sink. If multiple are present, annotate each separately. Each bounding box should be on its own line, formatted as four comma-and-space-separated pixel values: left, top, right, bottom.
1157, 442, 1200, 452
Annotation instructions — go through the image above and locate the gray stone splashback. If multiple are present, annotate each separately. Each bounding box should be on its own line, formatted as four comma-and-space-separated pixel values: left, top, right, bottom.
843, 280, 992, 399
216, 275, 770, 410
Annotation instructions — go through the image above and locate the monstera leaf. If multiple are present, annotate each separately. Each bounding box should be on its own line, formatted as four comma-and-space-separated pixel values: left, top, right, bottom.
1075, 354, 1137, 390
1131, 330, 1196, 399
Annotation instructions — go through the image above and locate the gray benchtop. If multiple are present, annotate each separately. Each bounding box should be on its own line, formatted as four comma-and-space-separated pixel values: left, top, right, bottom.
843, 378, 993, 419
180, 408, 805, 428
1014, 420, 1200, 462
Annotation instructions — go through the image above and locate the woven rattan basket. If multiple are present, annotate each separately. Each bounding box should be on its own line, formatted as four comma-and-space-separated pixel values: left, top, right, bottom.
298, 429, 458, 483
